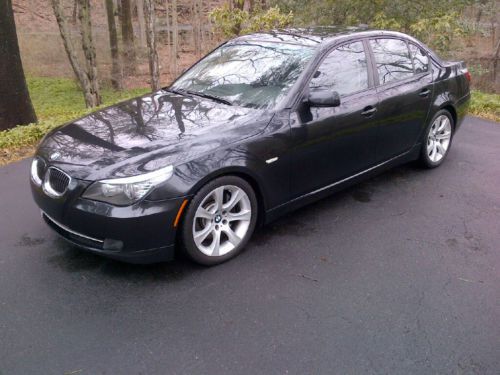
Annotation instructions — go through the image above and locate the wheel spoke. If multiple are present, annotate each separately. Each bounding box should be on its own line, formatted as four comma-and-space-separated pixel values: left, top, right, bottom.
195, 207, 214, 220
224, 189, 243, 211
227, 209, 251, 222
435, 131, 451, 140
429, 142, 437, 161
208, 230, 221, 256
213, 187, 225, 211
436, 142, 446, 155
437, 116, 446, 133
222, 227, 241, 246
194, 224, 213, 246
427, 139, 434, 154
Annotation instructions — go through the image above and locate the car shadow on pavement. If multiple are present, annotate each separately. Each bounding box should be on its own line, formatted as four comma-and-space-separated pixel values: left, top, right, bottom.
47, 238, 202, 284
47, 164, 423, 280
252, 163, 424, 244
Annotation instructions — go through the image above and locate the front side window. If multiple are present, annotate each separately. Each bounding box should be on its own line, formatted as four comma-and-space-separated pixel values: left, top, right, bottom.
171, 42, 315, 109
370, 38, 414, 84
309, 41, 369, 96
409, 43, 429, 73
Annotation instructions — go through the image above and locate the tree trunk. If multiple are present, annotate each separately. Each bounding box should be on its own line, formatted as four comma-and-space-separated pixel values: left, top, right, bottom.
136, 0, 147, 49
120, 0, 136, 75
165, 0, 171, 47
493, 37, 500, 83
51, 0, 98, 108
143, 0, 160, 91
170, 0, 179, 77
78, 0, 101, 106
105, 0, 123, 90
0, 0, 37, 130
192, 0, 202, 57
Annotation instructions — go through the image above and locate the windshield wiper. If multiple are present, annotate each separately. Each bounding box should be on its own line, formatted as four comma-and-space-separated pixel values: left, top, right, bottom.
165, 88, 188, 96
184, 90, 233, 106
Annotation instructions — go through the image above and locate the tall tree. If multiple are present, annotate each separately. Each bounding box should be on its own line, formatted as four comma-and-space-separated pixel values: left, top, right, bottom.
0, 0, 37, 130
120, 0, 137, 75
78, 0, 101, 105
51, 0, 101, 107
143, 0, 160, 90
105, 0, 123, 90
192, 0, 202, 57
136, 0, 147, 49
170, 0, 179, 76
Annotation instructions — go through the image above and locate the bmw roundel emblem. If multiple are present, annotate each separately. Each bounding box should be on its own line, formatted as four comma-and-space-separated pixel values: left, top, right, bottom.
50, 151, 61, 161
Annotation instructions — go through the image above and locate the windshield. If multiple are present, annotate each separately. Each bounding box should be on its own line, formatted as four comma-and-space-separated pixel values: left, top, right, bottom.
171, 42, 315, 109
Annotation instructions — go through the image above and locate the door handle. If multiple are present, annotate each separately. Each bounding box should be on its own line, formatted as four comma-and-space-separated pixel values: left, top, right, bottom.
361, 106, 377, 117
419, 89, 431, 98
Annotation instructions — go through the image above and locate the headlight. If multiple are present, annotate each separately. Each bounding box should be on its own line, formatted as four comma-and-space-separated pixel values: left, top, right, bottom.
82, 165, 174, 206
31, 158, 44, 186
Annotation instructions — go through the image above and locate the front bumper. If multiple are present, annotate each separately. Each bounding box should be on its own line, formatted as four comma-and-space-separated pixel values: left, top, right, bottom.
31, 179, 187, 264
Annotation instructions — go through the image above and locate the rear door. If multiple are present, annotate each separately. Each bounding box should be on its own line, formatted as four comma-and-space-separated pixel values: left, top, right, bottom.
369, 38, 434, 161
290, 40, 379, 197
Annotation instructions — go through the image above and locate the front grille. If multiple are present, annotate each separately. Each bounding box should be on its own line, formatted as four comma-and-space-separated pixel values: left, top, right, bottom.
48, 168, 70, 194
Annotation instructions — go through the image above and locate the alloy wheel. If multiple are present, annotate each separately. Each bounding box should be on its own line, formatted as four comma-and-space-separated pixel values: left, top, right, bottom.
192, 185, 252, 257
427, 114, 452, 163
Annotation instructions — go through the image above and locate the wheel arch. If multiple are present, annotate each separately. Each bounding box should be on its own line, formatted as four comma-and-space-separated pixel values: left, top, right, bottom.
439, 103, 457, 128
187, 166, 268, 228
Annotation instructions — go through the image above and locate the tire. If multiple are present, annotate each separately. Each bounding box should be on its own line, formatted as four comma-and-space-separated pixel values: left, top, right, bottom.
419, 109, 454, 169
181, 176, 258, 266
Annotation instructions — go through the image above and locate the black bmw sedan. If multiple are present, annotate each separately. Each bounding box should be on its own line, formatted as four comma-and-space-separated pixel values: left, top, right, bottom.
30, 28, 470, 265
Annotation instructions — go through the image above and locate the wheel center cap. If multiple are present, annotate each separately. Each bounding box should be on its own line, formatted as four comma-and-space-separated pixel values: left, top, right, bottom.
214, 215, 222, 223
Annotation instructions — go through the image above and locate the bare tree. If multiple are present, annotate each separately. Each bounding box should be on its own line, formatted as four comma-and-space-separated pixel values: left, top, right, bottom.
192, 0, 202, 57
120, 0, 137, 75
51, 0, 101, 107
170, 0, 179, 76
105, 0, 123, 90
78, 0, 101, 105
136, 0, 147, 49
0, 0, 37, 130
143, 0, 160, 90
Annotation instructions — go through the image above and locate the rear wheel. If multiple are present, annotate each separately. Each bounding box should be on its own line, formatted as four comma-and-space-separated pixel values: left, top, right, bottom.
420, 110, 454, 168
181, 176, 258, 266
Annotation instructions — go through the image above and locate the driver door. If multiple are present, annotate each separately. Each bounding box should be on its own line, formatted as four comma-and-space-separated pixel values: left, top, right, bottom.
290, 40, 380, 197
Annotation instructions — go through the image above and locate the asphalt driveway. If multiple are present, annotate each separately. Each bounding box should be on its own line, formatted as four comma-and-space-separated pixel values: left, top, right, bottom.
0, 116, 499, 375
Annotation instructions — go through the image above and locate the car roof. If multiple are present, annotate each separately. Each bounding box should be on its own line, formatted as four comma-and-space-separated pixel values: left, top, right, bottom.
231, 27, 423, 49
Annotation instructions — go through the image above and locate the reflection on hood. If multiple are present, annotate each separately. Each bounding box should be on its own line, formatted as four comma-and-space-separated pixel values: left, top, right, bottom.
38, 90, 271, 180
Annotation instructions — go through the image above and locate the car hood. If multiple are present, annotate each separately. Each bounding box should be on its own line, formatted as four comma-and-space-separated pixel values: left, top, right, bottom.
37, 90, 271, 180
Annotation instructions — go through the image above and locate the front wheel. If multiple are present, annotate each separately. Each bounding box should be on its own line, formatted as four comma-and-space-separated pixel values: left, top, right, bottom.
419, 110, 454, 168
181, 176, 258, 266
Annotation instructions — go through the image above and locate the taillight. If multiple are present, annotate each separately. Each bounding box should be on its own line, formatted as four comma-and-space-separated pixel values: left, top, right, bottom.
464, 70, 471, 82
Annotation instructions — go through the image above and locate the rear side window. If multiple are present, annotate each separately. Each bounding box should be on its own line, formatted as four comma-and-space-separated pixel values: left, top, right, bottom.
309, 41, 369, 96
370, 38, 413, 84
409, 43, 429, 73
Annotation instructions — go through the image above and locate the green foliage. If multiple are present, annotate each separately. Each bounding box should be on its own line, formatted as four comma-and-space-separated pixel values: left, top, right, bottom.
409, 13, 466, 54
209, 5, 293, 38
0, 77, 147, 151
272, 0, 475, 54
470, 91, 500, 122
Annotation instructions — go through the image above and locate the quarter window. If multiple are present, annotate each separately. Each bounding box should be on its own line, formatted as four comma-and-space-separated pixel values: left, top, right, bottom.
370, 38, 414, 84
309, 41, 369, 96
409, 43, 429, 73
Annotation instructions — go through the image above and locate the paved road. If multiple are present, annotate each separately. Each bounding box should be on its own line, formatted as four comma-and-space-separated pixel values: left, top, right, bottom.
0, 117, 499, 375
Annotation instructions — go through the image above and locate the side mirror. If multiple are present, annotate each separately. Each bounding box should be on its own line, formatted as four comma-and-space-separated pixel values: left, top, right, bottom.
307, 90, 341, 107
